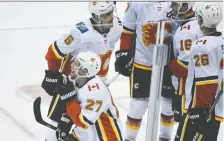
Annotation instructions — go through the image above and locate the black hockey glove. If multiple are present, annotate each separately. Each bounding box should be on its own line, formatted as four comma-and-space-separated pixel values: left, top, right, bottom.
57, 113, 78, 141
41, 70, 61, 96
115, 49, 133, 77
188, 108, 209, 134
56, 75, 78, 103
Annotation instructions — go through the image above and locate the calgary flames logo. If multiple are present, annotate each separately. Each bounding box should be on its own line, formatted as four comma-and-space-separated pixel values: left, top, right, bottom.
142, 23, 157, 47
141, 22, 172, 47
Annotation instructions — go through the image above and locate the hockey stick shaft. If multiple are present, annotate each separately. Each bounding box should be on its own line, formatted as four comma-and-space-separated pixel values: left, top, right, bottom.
33, 97, 58, 131
47, 55, 70, 118
208, 88, 223, 116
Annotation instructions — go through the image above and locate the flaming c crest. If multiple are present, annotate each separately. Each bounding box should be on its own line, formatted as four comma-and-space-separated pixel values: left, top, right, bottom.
142, 23, 157, 47
142, 22, 172, 47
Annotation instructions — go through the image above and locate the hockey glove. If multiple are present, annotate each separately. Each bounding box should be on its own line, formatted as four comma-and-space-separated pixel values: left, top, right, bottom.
57, 113, 78, 141
56, 75, 78, 103
115, 49, 133, 77
41, 70, 61, 96
188, 108, 209, 134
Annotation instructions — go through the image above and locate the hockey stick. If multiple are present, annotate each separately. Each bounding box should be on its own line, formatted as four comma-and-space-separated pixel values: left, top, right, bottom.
193, 86, 223, 141
34, 55, 72, 130
33, 97, 58, 131
207, 88, 223, 121
106, 73, 120, 87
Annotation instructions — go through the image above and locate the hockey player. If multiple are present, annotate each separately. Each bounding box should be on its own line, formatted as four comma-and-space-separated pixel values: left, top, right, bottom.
41, 2, 122, 141
174, 3, 223, 141
168, 2, 203, 122
115, 2, 175, 141
54, 51, 123, 141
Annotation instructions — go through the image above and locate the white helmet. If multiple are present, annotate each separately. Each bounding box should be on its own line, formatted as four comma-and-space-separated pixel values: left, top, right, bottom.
195, 2, 222, 28
88, 2, 115, 17
72, 51, 101, 78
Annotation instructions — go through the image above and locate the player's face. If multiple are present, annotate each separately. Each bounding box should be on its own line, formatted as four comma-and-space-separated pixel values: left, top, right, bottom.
171, 2, 188, 17
70, 59, 88, 79
70, 59, 80, 80
100, 10, 114, 29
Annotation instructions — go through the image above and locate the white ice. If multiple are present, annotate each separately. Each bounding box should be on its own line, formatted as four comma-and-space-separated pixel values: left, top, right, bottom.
0, 2, 223, 141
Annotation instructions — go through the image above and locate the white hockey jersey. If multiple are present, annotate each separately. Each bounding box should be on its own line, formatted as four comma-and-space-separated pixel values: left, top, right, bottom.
46, 18, 122, 81
185, 32, 223, 121
67, 76, 122, 141
122, 2, 173, 67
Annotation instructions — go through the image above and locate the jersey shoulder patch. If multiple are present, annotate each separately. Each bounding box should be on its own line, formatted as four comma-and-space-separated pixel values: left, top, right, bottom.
76, 22, 89, 33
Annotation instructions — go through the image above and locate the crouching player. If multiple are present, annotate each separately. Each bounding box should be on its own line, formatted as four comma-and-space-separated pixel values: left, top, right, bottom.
53, 51, 123, 141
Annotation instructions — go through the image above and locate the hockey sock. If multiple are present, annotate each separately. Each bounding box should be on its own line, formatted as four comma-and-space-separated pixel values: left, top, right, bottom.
125, 116, 141, 141
159, 114, 175, 140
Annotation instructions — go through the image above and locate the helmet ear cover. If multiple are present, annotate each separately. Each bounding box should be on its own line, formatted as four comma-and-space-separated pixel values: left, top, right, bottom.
196, 15, 203, 27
